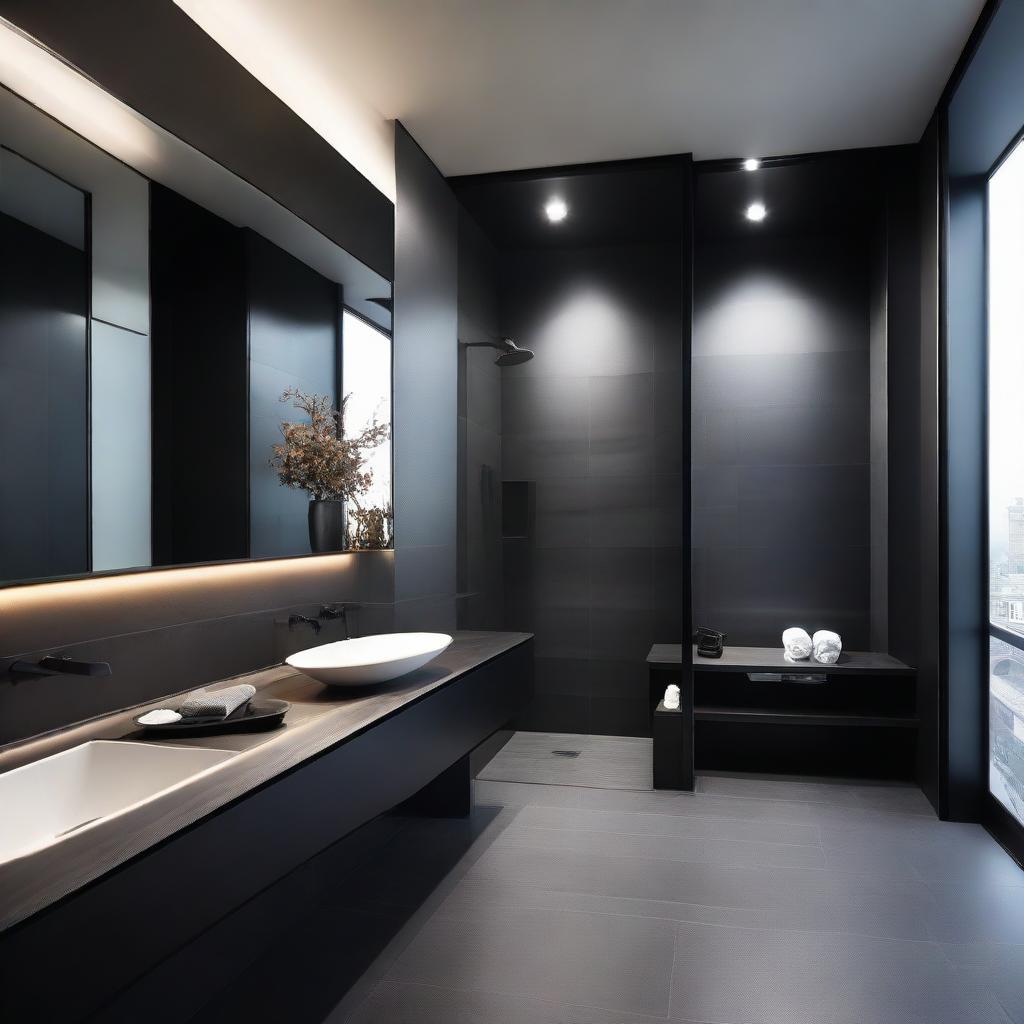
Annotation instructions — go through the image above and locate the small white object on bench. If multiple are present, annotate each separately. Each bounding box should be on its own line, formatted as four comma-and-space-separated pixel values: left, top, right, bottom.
663, 683, 680, 710
782, 627, 812, 662
812, 630, 842, 665
138, 708, 182, 726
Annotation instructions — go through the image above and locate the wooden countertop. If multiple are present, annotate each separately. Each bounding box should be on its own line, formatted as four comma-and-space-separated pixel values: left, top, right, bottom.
0, 630, 531, 932
647, 643, 914, 676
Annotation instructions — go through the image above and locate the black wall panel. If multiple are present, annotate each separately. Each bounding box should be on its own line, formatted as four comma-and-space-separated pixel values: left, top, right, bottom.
692, 232, 872, 648
392, 124, 459, 631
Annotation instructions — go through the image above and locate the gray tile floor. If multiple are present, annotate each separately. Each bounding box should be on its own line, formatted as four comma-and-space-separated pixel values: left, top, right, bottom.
189, 756, 1024, 1024
477, 731, 654, 789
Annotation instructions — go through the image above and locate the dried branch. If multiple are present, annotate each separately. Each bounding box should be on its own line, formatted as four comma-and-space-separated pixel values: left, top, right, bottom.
270, 387, 390, 502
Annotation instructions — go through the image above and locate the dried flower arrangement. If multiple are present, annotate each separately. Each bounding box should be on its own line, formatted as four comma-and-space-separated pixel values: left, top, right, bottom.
347, 503, 394, 550
271, 386, 389, 504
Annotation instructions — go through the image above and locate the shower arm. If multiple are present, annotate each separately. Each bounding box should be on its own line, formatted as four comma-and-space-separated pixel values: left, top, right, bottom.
460, 340, 509, 351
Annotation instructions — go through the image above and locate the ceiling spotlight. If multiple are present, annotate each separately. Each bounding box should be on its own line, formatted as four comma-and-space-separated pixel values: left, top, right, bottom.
745, 201, 767, 223
742, 158, 760, 172
544, 197, 568, 223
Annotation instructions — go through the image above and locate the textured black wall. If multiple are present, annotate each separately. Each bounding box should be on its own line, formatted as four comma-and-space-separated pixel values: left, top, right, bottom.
499, 241, 686, 735
692, 233, 872, 648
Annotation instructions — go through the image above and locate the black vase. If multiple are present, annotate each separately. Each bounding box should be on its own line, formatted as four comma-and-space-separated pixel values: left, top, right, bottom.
308, 499, 344, 553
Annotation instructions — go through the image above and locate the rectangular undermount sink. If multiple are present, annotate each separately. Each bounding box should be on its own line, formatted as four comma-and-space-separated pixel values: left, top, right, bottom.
0, 740, 235, 865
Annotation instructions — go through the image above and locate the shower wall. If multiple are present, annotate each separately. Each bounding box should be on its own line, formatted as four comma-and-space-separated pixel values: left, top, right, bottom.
453, 159, 691, 736
499, 242, 686, 735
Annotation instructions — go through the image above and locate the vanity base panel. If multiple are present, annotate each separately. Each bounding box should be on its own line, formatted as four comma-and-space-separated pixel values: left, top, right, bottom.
0, 637, 533, 1023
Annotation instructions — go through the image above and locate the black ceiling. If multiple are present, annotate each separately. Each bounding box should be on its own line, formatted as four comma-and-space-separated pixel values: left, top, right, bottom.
450, 159, 686, 250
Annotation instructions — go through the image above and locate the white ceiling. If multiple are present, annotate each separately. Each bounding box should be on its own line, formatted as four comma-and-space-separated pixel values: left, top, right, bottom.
182, 0, 984, 178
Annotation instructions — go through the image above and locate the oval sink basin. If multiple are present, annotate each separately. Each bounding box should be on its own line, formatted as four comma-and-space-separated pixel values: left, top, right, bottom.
286, 632, 453, 687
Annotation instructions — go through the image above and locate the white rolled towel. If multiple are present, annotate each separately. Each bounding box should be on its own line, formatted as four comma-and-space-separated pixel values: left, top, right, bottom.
782, 627, 812, 662
812, 630, 842, 665
663, 684, 680, 710
179, 683, 256, 719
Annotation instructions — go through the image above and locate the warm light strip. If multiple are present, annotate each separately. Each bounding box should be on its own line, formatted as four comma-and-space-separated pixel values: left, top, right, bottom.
0, 553, 368, 613
0, 19, 162, 167
173, 0, 396, 202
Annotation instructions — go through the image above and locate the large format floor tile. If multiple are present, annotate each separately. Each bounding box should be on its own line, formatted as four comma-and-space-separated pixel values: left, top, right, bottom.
669, 921, 1009, 1023
498, 821, 828, 869
184, 750, 1022, 1024
512, 799, 822, 843
347, 981, 673, 1023
387, 904, 676, 1017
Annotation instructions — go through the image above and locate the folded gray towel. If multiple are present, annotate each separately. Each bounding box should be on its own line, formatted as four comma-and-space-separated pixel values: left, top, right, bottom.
179, 683, 256, 719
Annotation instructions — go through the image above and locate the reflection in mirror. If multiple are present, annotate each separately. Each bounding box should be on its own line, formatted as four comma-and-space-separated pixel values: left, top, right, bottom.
0, 32, 393, 587
0, 147, 89, 581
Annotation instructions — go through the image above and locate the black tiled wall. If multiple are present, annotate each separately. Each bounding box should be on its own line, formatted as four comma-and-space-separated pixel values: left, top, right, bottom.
692, 235, 871, 648
499, 243, 686, 735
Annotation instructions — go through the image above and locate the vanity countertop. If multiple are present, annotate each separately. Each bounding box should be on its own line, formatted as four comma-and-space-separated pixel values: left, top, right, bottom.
0, 630, 532, 932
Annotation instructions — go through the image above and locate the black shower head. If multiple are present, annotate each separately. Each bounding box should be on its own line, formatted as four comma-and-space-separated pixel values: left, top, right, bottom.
494, 338, 534, 366
460, 336, 535, 367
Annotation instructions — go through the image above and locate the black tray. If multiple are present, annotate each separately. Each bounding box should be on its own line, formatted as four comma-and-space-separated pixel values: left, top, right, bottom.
133, 698, 289, 736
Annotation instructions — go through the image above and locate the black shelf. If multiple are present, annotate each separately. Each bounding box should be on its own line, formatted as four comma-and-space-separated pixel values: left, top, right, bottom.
694, 706, 919, 729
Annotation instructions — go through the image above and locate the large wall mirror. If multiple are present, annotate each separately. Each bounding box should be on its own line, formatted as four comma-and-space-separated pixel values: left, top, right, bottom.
0, 26, 393, 587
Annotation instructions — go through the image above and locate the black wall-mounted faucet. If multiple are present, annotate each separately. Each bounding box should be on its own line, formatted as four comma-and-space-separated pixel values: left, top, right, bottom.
288, 614, 322, 634
9, 656, 112, 678
319, 603, 360, 639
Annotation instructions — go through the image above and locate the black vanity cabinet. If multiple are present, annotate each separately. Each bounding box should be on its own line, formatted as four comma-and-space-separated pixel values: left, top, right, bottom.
150, 184, 342, 566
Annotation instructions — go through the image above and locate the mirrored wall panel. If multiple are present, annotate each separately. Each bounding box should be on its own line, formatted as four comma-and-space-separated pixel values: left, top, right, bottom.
0, 42, 393, 587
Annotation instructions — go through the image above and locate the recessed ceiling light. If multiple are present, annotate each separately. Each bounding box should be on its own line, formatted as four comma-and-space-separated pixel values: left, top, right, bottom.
745, 201, 767, 222
544, 197, 568, 223
742, 158, 760, 172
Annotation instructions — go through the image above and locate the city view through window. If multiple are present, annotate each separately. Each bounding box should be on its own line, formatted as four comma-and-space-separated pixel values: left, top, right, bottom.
988, 136, 1024, 825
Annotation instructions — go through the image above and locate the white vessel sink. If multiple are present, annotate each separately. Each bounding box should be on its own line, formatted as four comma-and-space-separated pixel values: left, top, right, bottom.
0, 740, 234, 865
286, 632, 453, 687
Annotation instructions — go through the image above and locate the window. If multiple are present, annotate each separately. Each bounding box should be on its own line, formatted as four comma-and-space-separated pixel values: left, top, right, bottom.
988, 135, 1024, 823
342, 310, 393, 548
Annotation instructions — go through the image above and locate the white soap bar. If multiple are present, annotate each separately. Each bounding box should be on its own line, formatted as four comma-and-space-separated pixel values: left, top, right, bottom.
139, 708, 182, 725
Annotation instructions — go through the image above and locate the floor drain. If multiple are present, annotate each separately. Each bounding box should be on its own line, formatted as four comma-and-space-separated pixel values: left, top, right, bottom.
551, 749, 581, 758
